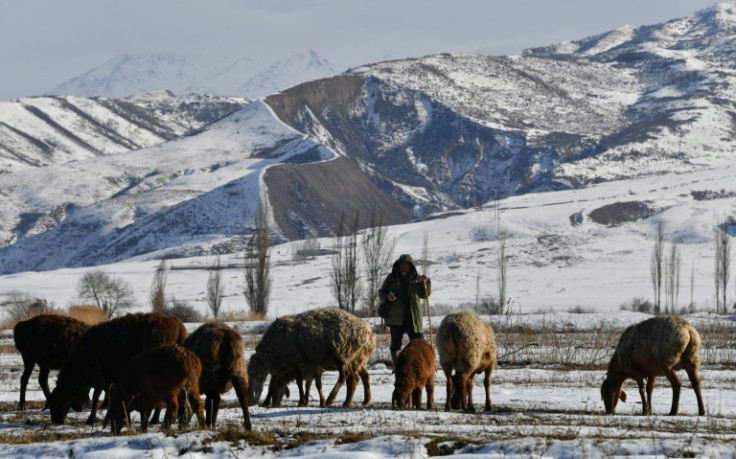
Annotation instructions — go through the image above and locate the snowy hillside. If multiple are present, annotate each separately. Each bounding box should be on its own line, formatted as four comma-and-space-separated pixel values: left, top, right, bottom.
0, 91, 247, 172
2, 160, 735, 314
50, 50, 337, 99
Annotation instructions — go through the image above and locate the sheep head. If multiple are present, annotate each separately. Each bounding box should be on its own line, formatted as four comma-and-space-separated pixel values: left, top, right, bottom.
600, 378, 626, 414
247, 354, 268, 406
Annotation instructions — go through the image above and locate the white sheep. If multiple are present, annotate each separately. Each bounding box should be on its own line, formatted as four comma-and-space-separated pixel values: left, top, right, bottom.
601, 315, 705, 416
435, 311, 497, 412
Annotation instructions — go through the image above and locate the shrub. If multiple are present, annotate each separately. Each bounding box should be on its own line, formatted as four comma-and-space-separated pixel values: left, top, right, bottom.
164, 300, 204, 323
620, 297, 654, 313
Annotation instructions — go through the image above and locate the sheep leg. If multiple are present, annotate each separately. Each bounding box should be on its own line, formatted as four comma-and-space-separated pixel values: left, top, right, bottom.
325, 363, 349, 406
302, 376, 313, 406
149, 406, 162, 425
208, 393, 221, 427
189, 391, 205, 429
140, 407, 152, 433
314, 372, 327, 408
664, 369, 682, 416
412, 388, 422, 410
38, 367, 52, 410
359, 366, 372, 406
161, 396, 178, 430
231, 375, 252, 430
85, 386, 103, 425
463, 373, 475, 412
483, 367, 492, 412
296, 369, 308, 407
426, 378, 435, 410
442, 366, 453, 411
18, 361, 34, 411
685, 366, 705, 416
645, 377, 656, 415
342, 369, 358, 408
635, 378, 648, 415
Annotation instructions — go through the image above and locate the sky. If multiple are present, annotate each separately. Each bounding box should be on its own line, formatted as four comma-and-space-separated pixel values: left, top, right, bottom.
0, 0, 723, 101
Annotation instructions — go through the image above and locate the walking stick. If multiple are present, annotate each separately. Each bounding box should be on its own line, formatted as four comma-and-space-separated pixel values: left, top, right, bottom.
423, 279, 433, 347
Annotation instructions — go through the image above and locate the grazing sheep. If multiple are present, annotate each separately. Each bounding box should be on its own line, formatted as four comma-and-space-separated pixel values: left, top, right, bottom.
392, 338, 435, 410
106, 345, 205, 434
182, 322, 251, 430
436, 311, 496, 412
601, 315, 705, 416
49, 312, 187, 425
249, 308, 375, 408
13, 314, 90, 411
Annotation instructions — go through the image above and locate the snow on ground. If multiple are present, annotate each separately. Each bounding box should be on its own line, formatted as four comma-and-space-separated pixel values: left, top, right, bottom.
1, 312, 736, 458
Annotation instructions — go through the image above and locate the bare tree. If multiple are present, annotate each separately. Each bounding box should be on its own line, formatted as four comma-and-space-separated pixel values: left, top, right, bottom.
244, 201, 272, 316
149, 258, 168, 313
497, 230, 508, 314
77, 269, 135, 318
331, 213, 362, 313
715, 218, 731, 314
330, 213, 347, 310
689, 262, 696, 312
361, 210, 395, 316
5, 291, 51, 322
650, 222, 664, 314
207, 256, 225, 319
664, 242, 681, 314
421, 231, 430, 276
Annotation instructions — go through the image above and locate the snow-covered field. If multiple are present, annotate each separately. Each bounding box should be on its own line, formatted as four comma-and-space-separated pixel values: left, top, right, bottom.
1, 313, 736, 458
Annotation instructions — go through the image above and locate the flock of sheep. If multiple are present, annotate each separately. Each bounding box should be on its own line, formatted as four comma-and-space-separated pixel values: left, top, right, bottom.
11, 307, 705, 436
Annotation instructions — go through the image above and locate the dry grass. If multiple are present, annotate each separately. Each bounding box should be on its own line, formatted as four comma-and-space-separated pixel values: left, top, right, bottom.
218, 310, 266, 322
67, 305, 108, 325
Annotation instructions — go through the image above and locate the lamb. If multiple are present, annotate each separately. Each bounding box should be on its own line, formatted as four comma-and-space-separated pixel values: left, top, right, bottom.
49, 312, 187, 425
392, 338, 435, 410
601, 315, 705, 416
182, 322, 251, 430
436, 311, 497, 412
249, 308, 375, 408
13, 314, 90, 411
106, 345, 205, 434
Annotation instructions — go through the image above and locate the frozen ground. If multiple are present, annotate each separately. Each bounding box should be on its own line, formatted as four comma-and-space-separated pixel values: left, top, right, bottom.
1, 313, 736, 458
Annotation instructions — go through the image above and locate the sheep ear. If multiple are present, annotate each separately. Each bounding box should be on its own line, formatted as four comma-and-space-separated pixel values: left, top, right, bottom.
620, 390, 627, 403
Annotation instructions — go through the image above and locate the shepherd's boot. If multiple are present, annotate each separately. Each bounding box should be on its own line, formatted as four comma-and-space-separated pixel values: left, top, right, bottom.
390, 351, 399, 373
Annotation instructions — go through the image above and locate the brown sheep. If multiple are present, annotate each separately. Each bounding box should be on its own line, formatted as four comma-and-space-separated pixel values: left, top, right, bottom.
601, 315, 705, 416
249, 308, 375, 408
13, 314, 89, 411
436, 311, 496, 412
49, 312, 187, 425
106, 345, 205, 434
182, 322, 251, 430
392, 338, 435, 410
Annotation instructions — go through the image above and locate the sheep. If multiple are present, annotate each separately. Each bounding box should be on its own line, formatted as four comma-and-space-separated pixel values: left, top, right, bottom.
13, 314, 90, 411
248, 308, 375, 408
436, 311, 497, 412
49, 312, 187, 425
106, 345, 205, 434
392, 338, 435, 410
182, 322, 251, 430
601, 315, 705, 416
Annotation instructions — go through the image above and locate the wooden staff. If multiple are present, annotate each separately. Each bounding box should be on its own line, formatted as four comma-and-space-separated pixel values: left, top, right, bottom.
423, 278, 433, 347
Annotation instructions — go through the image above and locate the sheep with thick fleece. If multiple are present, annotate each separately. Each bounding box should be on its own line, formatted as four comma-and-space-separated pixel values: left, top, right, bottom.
106, 345, 205, 434
182, 322, 251, 430
249, 308, 375, 408
601, 315, 705, 416
436, 311, 496, 412
49, 312, 187, 425
392, 338, 435, 410
13, 314, 89, 411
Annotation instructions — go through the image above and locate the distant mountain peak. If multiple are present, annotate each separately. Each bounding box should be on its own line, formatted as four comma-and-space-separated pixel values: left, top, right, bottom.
50, 50, 337, 99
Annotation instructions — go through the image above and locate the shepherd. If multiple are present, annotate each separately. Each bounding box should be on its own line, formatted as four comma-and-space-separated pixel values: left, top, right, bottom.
379, 254, 431, 369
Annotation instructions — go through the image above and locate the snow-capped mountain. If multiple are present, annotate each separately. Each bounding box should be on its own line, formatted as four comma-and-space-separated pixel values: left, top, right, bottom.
1, 3, 736, 274
50, 50, 337, 99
